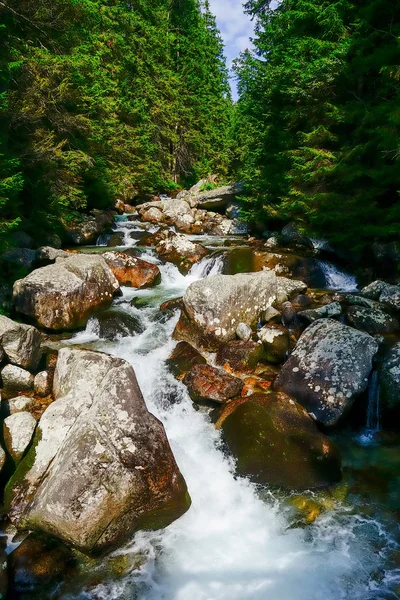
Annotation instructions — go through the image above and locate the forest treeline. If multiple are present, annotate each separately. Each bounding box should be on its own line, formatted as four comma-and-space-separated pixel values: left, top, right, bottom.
1, 0, 400, 253
0, 0, 231, 246
235, 0, 400, 250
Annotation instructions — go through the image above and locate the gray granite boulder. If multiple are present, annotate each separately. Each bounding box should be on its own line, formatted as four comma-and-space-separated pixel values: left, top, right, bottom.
6, 348, 190, 555
274, 319, 378, 427
13, 254, 120, 330
174, 270, 277, 350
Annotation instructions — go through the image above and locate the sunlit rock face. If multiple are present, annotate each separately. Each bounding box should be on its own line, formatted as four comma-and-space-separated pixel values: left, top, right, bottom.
174, 270, 277, 351
6, 348, 191, 555
13, 254, 120, 330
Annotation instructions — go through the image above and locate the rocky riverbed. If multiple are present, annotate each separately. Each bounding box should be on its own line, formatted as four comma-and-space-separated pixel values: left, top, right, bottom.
0, 183, 399, 599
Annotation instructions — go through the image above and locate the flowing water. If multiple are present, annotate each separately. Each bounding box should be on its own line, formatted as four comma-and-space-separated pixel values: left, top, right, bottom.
56, 218, 400, 599
317, 260, 359, 293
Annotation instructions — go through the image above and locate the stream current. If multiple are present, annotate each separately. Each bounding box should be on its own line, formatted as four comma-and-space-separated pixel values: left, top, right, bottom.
63, 216, 399, 600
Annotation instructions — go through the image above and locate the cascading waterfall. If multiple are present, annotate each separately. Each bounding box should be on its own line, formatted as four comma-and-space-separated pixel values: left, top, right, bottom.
317, 260, 358, 292
366, 370, 381, 434
65, 249, 398, 600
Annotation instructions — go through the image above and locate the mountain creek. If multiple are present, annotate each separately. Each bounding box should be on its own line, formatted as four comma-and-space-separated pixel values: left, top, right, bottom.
0, 197, 399, 600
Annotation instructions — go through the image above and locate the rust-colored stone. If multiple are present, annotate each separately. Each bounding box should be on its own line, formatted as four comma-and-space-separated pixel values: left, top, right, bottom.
184, 364, 243, 404
103, 251, 161, 288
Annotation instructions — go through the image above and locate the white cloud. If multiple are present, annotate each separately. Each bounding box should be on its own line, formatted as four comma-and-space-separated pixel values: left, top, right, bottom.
207, 0, 255, 98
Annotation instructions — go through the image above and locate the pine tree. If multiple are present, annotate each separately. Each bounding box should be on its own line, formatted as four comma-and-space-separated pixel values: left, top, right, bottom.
235, 0, 400, 251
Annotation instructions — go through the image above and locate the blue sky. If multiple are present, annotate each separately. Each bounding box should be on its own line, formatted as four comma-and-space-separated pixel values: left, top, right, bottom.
208, 0, 255, 99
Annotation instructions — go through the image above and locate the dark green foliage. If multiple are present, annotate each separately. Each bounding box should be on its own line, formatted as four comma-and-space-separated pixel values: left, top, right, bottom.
235, 0, 400, 251
0, 0, 231, 247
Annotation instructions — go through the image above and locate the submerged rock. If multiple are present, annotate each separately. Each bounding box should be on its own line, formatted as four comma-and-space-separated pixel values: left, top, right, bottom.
184, 364, 243, 403
0, 315, 42, 371
6, 348, 190, 555
13, 254, 120, 330
96, 309, 144, 340
217, 392, 341, 490
174, 270, 277, 351
274, 319, 378, 427
167, 342, 207, 377
102, 251, 161, 288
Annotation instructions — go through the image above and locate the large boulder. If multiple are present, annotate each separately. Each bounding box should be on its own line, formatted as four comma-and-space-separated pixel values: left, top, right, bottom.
217, 392, 341, 490
5, 348, 190, 555
183, 364, 243, 404
0, 315, 42, 370
174, 270, 277, 351
102, 251, 161, 288
361, 280, 400, 310
167, 342, 207, 378
195, 183, 245, 210
346, 306, 399, 335
156, 234, 208, 274
13, 254, 120, 330
274, 319, 378, 427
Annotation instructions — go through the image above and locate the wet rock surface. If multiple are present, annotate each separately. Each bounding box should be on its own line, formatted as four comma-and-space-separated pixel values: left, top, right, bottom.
216, 340, 264, 371
184, 364, 244, 403
274, 319, 378, 427
257, 325, 290, 364
217, 392, 342, 489
102, 251, 161, 288
167, 342, 207, 377
95, 309, 145, 340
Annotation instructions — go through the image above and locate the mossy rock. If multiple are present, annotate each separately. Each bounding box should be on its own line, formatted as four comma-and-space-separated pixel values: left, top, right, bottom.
220, 392, 342, 490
